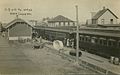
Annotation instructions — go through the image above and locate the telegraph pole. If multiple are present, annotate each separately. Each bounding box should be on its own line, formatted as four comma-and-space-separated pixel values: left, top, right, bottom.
75, 5, 79, 62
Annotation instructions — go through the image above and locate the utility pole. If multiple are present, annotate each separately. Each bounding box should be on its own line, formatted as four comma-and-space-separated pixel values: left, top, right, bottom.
75, 5, 79, 62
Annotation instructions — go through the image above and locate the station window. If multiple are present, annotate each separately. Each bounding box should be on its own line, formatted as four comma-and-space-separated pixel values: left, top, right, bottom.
87, 38, 90, 42
20, 22, 23, 24
95, 39, 98, 43
85, 37, 87, 42
65, 22, 68, 26
101, 19, 105, 24
85, 36, 91, 42
98, 38, 106, 45
60, 22, 64, 26
91, 37, 97, 44
91, 38, 95, 43
108, 40, 115, 46
79, 35, 84, 41
88, 38, 91, 42
82, 37, 85, 41
79, 37, 82, 41
118, 41, 120, 47
99, 39, 103, 45
108, 41, 112, 46
110, 19, 113, 24
55, 22, 59, 26
103, 40, 107, 45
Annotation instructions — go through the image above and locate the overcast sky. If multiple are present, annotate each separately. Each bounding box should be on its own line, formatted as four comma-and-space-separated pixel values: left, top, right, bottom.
0, 0, 120, 23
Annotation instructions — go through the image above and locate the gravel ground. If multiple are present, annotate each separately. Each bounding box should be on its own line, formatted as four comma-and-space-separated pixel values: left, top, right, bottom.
22, 43, 99, 75
0, 36, 41, 75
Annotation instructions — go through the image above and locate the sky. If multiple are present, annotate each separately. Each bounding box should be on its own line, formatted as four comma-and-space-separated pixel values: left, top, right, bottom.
0, 0, 120, 23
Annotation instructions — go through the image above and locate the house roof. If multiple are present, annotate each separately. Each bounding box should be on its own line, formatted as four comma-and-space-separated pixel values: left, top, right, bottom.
48, 15, 74, 22
92, 8, 118, 19
36, 21, 48, 26
6, 18, 33, 29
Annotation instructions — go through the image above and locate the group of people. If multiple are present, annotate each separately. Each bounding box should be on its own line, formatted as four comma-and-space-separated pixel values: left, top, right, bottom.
33, 36, 42, 43
63, 38, 75, 48
32, 36, 43, 49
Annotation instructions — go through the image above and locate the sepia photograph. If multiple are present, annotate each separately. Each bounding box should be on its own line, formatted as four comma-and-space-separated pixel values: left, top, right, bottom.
0, 0, 120, 75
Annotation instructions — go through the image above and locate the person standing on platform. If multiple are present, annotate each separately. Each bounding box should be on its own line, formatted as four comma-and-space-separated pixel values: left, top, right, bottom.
71, 39, 74, 48
39, 36, 42, 43
69, 39, 72, 47
63, 38, 67, 46
66, 38, 70, 47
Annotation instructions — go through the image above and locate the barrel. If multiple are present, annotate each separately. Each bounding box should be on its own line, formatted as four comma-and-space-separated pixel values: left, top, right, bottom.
110, 56, 114, 64
114, 57, 119, 65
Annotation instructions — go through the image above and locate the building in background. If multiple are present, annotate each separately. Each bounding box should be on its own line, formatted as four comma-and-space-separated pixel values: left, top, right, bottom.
87, 7, 118, 25
5, 18, 33, 41
47, 15, 75, 27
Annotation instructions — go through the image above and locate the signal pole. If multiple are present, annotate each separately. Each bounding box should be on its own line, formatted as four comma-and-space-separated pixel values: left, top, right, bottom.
75, 5, 79, 62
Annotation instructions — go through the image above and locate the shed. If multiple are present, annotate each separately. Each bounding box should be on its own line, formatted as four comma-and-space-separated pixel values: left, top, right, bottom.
6, 18, 33, 40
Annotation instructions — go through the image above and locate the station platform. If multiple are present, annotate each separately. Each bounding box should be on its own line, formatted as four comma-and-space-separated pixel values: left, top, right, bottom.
43, 39, 120, 75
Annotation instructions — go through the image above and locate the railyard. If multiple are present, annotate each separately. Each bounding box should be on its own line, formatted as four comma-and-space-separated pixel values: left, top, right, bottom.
0, 2, 120, 75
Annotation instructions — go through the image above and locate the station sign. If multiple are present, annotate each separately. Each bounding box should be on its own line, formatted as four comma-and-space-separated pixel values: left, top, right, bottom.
4, 8, 32, 16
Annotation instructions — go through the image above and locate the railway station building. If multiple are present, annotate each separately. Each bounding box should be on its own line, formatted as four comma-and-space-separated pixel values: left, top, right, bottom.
47, 15, 75, 27
5, 18, 33, 41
